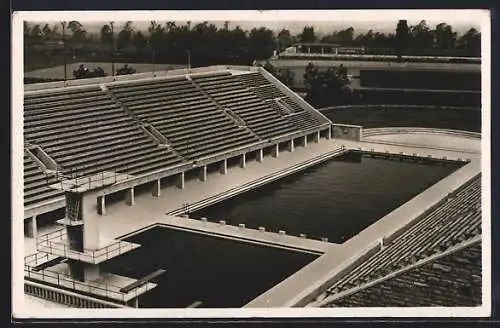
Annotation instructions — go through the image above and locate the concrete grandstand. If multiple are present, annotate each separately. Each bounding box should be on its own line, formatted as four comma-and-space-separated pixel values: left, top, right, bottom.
21, 65, 482, 310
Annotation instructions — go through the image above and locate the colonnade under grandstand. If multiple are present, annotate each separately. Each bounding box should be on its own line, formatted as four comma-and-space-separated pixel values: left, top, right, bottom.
22, 65, 482, 309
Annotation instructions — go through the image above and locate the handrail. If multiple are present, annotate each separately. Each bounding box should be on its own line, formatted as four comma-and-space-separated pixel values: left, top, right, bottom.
24, 255, 155, 303
36, 228, 139, 263
362, 127, 481, 139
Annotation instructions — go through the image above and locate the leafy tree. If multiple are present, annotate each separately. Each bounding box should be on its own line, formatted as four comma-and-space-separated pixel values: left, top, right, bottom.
67, 21, 87, 42
132, 31, 147, 52
148, 20, 164, 53
299, 26, 316, 43
434, 23, 457, 50
73, 64, 106, 79
277, 28, 294, 52
29, 24, 43, 42
100, 24, 113, 44
456, 28, 480, 56
116, 64, 136, 75
410, 20, 434, 50
247, 27, 276, 61
263, 61, 295, 87
303, 62, 351, 107
395, 20, 410, 57
337, 27, 355, 45
117, 21, 134, 50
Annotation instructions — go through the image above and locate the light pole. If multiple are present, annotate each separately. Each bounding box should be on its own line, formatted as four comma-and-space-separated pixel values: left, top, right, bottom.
61, 21, 67, 81
110, 21, 115, 76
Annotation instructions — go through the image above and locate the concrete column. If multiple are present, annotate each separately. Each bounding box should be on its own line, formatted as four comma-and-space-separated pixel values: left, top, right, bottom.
326, 128, 332, 140
176, 172, 185, 189
272, 144, 279, 158
321, 47, 324, 54
220, 159, 228, 174
26, 215, 38, 238
239, 153, 246, 169
307, 46, 310, 54
314, 131, 320, 143
97, 195, 105, 216
83, 263, 101, 281
133, 297, 139, 308
257, 148, 264, 163
199, 165, 207, 182
288, 139, 295, 152
152, 179, 161, 197
303, 135, 308, 147
125, 187, 135, 206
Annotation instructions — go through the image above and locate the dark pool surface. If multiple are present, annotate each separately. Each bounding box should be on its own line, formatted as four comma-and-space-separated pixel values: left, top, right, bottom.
192, 152, 462, 243
102, 226, 318, 308
323, 106, 481, 132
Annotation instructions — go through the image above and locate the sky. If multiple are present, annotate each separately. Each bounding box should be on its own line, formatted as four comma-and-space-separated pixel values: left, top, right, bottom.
24, 10, 484, 37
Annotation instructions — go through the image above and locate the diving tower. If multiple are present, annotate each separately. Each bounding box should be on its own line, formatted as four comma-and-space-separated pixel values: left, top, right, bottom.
24, 171, 162, 308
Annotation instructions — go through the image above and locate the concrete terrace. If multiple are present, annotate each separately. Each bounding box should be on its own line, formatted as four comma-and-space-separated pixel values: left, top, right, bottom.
24, 131, 481, 308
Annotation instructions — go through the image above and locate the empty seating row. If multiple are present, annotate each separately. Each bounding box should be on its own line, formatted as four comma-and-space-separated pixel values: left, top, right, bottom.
24, 151, 64, 206
237, 73, 306, 114
325, 241, 481, 307
24, 86, 185, 180
286, 111, 326, 131
107, 76, 259, 160
321, 175, 481, 297
236, 72, 270, 88
191, 74, 298, 140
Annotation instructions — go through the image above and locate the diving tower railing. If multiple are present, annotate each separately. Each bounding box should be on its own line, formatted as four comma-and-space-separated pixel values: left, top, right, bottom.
35, 228, 140, 264
24, 252, 156, 304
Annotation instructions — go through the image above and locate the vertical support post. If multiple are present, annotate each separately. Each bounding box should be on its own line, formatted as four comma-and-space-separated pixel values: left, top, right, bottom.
199, 165, 207, 182
152, 179, 161, 197
303, 135, 308, 147
326, 127, 332, 140
257, 148, 264, 163
26, 215, 38, 239
125, 187, 135, 206
272, 144, 279, 158
220, 159, 228, 175
134, 297, 139, 308
314, 131, 320, 143
97, 195, 106, 216
176, 172, 185, 189
288, 139, 295, 152
239, 153, 246, 169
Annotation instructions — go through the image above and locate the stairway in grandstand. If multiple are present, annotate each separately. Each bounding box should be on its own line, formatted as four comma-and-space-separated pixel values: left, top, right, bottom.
24, 150, 64, 207
312, 173, 482, 307
235, 72, 328, 131
106, 75, 260, 161
191, 72, 299, 140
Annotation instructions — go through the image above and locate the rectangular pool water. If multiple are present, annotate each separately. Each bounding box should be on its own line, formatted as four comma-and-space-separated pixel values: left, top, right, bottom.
191, 151, 464, 243
101, 226, 319, 308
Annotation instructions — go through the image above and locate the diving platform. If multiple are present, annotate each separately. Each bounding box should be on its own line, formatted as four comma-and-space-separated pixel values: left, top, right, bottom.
49, 171, 133, 193
36, 228, 141, 264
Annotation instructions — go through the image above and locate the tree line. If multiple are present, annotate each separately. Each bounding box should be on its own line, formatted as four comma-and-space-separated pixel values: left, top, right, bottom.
24, 19, 481, 68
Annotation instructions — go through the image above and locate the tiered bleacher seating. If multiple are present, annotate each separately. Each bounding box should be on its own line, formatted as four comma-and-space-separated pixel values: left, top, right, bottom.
24, 151, 64, 207
107, 76, 259, 160
326, 241, 481, 307
286, 111, 326, 131
191, 73, 298, 140
24, 86, 185, 178
236, 72, 304, 113
315, 174, 481, 306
